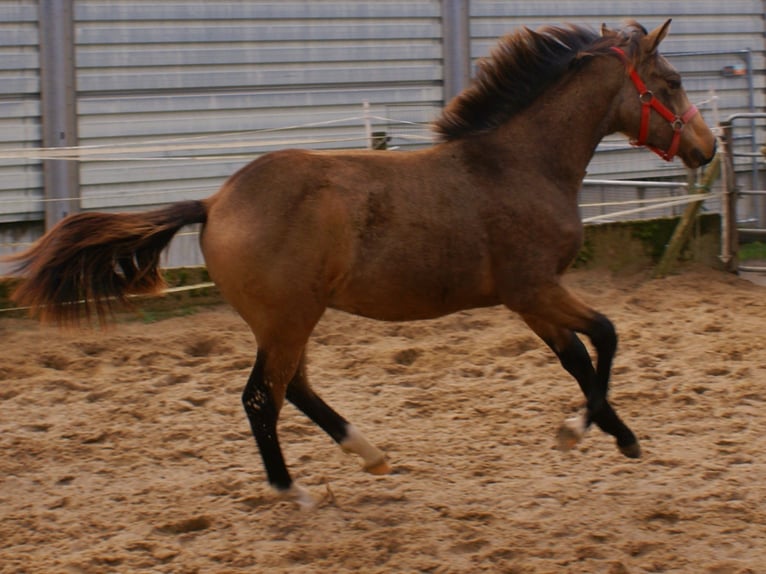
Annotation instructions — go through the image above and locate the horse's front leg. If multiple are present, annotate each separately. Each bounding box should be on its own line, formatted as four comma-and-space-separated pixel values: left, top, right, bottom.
518, 285, 640, 458
533, 321, 640, 457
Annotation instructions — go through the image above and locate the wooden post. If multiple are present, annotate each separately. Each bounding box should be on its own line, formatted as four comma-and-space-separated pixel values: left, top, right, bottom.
653, 154, 721, 277
719, 123, 740, 272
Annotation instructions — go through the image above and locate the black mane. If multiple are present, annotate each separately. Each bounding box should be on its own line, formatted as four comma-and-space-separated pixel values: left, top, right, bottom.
433, 23, 637, 140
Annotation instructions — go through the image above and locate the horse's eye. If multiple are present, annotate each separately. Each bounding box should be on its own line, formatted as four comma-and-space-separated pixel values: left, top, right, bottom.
667, 77, 682, 90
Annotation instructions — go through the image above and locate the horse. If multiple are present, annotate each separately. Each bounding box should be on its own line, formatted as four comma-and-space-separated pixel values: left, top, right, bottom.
8, 20, 716, 507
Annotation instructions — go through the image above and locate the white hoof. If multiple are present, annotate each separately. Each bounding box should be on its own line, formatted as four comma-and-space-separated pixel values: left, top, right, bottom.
341, 424, 390, 474
557, 414, 588, 452
281, 483, 316, 510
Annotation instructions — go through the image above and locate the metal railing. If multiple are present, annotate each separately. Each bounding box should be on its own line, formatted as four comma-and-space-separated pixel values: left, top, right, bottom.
719, 112, 766, 274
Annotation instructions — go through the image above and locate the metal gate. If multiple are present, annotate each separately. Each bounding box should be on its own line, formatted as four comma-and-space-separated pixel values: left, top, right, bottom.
719, 112, 766, 275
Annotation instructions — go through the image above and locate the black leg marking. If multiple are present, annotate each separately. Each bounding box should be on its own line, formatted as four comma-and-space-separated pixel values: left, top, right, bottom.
554, 332, 603, 416
286, 356, 389, 474
242, 351, 292, 491
553, 329, 639, 457
582, 315, 638, 454
286, 364, 350, 444
588, 313, 618, 397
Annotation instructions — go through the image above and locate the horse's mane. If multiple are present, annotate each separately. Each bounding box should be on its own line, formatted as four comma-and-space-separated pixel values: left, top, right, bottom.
433, 22, 645, 141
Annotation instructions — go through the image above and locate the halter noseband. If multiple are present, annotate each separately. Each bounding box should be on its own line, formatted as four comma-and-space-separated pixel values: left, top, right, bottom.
610, 46, 698, 162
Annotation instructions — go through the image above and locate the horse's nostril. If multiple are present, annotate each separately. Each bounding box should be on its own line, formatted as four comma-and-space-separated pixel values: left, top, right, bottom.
709, 138, 718, 160
693, 146, 716, 167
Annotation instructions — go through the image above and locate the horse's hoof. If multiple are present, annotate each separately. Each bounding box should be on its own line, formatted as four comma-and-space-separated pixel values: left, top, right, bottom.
556, 415, 587, 452
364, 458, 392, 475
618, 441, 642, 459
282, 483, 317, 510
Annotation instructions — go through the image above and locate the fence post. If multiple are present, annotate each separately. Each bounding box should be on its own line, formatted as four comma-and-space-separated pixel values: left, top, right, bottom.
653, 157, 721, 278
39, 0, 80, 229
719, 122, 739, 272
442, 0, 471, 102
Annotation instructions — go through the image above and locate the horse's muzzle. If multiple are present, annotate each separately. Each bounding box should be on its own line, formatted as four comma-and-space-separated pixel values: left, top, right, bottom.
694, 138, 717, 167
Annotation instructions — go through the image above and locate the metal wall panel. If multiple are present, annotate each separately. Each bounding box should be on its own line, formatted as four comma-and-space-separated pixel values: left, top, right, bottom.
72, 0, 443, 265
470, 0, 766, 180
0, 0, 43, 224
74, 0, 443, 208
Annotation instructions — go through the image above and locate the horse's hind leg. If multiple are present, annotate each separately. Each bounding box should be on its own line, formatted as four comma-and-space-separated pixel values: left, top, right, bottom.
518, 284, 640, 458
286, 356, 390, 475
242, 349, 315, 508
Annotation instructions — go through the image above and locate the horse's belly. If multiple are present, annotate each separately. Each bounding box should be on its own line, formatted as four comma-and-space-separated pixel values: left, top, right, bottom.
328, 269, 499, 321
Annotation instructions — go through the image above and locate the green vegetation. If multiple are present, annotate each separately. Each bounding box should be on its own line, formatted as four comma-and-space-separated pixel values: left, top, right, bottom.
575, 213, 721, 272
131, 305, 203, 324
740, 241, 766, 260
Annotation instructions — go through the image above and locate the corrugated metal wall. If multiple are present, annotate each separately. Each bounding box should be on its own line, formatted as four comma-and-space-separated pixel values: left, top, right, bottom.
0, 0, 42, 224
1, 1, 764, 267
74, 0, 445, 265
75, 0, 443, 214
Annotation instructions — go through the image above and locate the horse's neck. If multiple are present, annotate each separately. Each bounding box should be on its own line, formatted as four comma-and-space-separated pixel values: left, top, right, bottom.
489, 57, 625, 189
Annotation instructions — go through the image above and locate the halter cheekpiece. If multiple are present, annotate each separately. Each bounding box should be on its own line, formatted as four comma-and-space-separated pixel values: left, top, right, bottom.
610, 46, 699, 162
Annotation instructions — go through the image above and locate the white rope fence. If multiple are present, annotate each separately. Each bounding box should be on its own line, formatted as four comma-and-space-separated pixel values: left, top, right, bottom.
582, 191, 719, 224
0, 114, 434, 162
0, 281, 219, 315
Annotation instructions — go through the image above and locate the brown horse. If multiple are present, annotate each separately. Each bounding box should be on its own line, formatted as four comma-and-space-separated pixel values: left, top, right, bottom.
9, 20, 715, 506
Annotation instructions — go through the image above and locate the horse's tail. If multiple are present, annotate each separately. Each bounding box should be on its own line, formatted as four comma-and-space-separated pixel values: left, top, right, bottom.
6, 200, 209, 324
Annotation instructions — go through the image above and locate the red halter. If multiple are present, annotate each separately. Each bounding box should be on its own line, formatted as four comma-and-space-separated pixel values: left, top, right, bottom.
610, 46, 699, 162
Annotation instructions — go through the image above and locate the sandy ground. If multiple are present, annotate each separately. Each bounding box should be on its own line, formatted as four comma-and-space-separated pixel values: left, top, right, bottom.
0, 266, 764, 574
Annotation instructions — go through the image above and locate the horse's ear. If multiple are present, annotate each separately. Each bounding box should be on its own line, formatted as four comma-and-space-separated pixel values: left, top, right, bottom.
600, 23, 617, 38
642, 19, 671, 54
